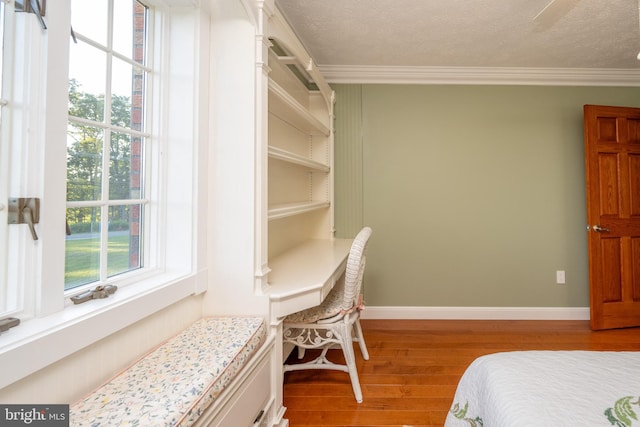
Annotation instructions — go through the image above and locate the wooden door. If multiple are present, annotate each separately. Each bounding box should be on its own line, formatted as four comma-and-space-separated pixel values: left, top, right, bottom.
584, 105, 640, 330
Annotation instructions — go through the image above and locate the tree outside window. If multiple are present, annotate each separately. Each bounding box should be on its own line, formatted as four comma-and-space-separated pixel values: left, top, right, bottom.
66, 0, 148, 290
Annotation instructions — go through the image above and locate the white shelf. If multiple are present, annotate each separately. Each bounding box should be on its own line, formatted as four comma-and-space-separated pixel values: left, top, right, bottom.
268, 79, 330, 137
268, 201, 330, 221
267, 238, 353, 318
268, 146, 330, 172
261, 6, 337, 425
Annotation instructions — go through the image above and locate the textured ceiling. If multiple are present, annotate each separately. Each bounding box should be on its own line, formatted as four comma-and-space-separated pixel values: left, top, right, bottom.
275, 0, 640, 71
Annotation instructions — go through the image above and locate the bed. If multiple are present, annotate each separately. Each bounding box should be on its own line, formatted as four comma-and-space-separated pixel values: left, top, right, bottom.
445, 351, 640, 427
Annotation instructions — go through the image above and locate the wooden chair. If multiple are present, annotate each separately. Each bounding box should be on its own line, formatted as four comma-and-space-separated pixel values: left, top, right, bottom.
282, 227, 372, 403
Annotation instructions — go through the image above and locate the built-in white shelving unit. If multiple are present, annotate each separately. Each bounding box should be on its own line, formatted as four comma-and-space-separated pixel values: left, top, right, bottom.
267, 145, 330, 172
265, 35, 337, 260
249, 3, 354, 425
268, 79, 331, 136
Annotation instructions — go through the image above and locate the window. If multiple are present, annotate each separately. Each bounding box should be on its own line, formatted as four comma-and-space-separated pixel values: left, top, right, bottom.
0, 1, 5, 99
0, 0, 8, 313
0, 0, 22, 317
0, 0, 205, 389
66, 0, 150, 290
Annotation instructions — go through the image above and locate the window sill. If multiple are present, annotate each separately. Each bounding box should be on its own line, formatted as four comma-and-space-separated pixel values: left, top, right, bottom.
0, 269, 206, 389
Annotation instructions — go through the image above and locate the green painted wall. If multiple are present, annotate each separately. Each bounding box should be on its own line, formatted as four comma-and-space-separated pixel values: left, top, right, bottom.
334, 84, 640, 307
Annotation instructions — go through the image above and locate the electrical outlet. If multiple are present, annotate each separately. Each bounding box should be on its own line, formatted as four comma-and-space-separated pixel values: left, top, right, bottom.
556, 270, 566, 284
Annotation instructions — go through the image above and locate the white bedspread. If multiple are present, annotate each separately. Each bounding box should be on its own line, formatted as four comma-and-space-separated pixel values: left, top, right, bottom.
445, 351, 640, 427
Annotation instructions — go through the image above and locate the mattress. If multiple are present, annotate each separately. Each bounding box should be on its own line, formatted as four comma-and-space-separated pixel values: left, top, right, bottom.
445, 350, 640, 427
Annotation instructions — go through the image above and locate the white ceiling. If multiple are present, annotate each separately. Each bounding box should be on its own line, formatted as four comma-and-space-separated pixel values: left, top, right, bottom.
274, 0, 640, 84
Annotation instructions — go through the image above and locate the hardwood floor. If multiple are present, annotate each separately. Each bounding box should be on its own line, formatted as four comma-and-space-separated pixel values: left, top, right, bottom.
282, 319, 640, 427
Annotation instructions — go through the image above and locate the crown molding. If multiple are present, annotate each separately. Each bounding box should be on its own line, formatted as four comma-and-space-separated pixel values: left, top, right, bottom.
318, 65, 640, 86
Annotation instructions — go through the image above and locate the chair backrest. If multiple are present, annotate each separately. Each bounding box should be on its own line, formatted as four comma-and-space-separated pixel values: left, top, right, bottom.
341, 227, 372, 311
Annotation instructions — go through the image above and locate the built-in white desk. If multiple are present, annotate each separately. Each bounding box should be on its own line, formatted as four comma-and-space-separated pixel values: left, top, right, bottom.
267, 238, 353, 319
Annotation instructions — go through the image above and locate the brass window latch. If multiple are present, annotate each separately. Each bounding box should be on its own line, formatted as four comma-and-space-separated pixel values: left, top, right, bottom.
15, 0, 47, 30
71, 285, 118, 305
8, 197, 40, 240
0, 317, 20, 334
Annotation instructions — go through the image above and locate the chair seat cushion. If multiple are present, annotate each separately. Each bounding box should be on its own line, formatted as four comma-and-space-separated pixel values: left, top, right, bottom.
285, 279, 345, 324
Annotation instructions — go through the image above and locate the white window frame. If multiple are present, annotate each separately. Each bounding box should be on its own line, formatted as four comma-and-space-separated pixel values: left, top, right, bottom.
0, 0, 13, 316
0, 0, 208, 389
65, 0, 154, 293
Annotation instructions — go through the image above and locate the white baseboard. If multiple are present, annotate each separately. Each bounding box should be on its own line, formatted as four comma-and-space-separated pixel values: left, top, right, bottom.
361, 306, 590, 321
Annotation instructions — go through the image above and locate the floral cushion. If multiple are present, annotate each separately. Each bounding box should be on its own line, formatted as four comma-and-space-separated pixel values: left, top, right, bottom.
70, 317, 266, 427
284, 278, 346, 323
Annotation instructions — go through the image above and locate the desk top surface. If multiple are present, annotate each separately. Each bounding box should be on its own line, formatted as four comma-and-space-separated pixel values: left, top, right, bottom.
267, 238, 353, 299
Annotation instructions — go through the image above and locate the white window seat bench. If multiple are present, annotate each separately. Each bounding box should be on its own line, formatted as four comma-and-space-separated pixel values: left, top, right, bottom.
70, 316, 273, 427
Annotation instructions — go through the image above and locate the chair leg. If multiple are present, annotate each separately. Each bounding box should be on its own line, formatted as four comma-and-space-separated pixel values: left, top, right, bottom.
339, 322, 363, 403
353, 318, 369, 360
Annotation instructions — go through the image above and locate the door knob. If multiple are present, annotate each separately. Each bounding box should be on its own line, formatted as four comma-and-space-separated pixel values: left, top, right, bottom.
592, 225, 610, 233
